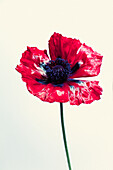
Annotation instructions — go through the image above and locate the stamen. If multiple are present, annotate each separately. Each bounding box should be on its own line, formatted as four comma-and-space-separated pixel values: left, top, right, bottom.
71, 62, 80, 74
37, 59, 81, 85
43, 58, 71, 84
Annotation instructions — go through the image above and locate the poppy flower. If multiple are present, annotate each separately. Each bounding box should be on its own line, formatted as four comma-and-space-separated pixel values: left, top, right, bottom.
16, 32, 103, 105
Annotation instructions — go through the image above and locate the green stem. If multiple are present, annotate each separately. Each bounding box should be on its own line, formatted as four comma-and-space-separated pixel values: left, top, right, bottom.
60, 103, 72, 170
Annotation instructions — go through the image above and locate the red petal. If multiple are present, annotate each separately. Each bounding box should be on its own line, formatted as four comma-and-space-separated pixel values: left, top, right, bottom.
24, 78, 102, 105
16, 64, 44, 82
27, 82, 69, 103
70, 44, 103, 78
49, 32, 81, 67
16, 47, 49, 82
49, 33, 103, 77
21, 46, 49, 67
67, 80, 103, 105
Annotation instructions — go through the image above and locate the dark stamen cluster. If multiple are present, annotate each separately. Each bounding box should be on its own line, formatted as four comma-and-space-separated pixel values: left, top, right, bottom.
43, 58, 71, 84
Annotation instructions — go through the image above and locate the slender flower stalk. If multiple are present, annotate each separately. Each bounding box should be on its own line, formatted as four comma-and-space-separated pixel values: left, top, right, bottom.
60, 103, 72, 170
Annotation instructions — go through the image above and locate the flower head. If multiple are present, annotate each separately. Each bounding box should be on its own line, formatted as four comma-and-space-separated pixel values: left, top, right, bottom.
16, 32, 103, 105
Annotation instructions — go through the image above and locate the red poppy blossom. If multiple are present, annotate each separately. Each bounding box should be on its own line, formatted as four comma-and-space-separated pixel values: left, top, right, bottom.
16, 32, 103, 105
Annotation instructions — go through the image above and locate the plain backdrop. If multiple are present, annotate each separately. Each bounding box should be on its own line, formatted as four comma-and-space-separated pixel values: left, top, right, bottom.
0, 0, 113, 170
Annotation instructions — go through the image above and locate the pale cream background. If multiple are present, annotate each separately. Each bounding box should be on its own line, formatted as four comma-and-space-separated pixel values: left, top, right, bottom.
0, 0, 113, 170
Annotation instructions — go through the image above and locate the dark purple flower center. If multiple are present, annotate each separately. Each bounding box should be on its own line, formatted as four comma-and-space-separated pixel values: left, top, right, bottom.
43, 58, 71, 84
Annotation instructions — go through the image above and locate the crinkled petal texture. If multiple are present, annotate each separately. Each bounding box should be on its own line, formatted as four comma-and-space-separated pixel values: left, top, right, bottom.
70, 44, 103, 78
67, 80, 102, 105
26, 81, 69, 103
49, 32, 103, 77
49, 32, 82, 68
16, 47, 49, 82
26, 79, 102, 105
